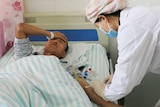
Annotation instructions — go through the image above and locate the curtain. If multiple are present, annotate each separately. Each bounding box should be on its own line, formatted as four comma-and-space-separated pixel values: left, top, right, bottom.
0, 0, 24, 57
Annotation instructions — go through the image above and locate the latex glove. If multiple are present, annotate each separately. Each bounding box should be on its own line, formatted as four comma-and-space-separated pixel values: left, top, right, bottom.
103, 74, 113, 84
91, 80, 106, 100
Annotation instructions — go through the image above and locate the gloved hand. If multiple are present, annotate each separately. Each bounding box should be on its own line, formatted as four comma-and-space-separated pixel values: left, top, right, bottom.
91, 80, 106, 100
103, 74, 113, 84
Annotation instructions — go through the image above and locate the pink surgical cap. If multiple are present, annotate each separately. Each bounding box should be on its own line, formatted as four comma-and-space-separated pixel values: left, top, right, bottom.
85, 0, 128, 23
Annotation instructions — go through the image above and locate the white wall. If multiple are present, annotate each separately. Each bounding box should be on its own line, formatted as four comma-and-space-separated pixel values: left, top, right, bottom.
128, 0, 160, 6
24, 0, 160, 13
24, 0, 89, 13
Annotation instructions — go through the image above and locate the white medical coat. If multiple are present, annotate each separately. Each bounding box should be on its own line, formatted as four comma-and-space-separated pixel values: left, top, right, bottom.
104, 6, 160, 101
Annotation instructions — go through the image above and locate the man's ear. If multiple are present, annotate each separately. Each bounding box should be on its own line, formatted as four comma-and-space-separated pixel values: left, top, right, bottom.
60, 51, 66, 58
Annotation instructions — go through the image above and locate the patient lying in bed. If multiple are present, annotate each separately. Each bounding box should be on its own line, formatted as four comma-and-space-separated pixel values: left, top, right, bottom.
0, 23, 121, 107
14, 23, 68, 60
15, 23, 87, 80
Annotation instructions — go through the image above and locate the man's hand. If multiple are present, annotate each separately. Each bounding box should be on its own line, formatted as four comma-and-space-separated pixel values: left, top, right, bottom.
103, 74, 113, 84
77, 78, 123, 107
91, 80, 106, 100
53, 32, 68, 42
91, 74, 113, 100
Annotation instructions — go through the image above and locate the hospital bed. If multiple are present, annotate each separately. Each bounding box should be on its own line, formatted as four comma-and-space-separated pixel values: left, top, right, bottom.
0, 13, 121, 107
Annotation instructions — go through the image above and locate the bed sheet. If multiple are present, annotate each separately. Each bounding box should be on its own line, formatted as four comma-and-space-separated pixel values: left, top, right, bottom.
0, 43, 111, 107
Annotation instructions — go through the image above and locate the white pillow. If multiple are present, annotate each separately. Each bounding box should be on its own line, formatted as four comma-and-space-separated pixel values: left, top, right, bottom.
61, 43, 92, 64
30, 43, 92, 65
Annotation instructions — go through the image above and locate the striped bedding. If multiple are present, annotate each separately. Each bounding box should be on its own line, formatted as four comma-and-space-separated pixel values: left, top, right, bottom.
0, 43, 110, 107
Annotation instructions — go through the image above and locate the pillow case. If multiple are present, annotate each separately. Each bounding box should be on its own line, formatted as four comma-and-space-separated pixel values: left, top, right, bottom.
31, 43, 92, 64
61, 43, 92, 64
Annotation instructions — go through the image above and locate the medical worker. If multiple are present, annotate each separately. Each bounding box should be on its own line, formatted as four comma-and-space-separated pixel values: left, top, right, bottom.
84, 0, 160, 105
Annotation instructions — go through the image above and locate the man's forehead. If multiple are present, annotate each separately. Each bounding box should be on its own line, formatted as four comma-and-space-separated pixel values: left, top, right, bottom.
62, 35, 68, 42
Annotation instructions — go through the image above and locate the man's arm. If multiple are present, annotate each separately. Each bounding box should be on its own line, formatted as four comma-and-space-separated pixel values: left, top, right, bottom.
14, 23, 52, 59
15, 23, 51, 39
76, 78, 123, 107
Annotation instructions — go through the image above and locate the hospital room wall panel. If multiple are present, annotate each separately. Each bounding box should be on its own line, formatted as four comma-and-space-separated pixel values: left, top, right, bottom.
24, 0, 56, 13
24, 0, 160, 13
54, 0, 89, 13
24, 0, 89, 13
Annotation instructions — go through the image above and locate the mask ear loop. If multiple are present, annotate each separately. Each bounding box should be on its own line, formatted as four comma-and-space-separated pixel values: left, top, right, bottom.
106, 21, 111, 31
99, 22, 102, 29
98, 22, 107, 34
99, 16, 111, 32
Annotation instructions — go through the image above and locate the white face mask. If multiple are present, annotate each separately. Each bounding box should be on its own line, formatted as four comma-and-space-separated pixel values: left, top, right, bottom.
99, 22, 118, 38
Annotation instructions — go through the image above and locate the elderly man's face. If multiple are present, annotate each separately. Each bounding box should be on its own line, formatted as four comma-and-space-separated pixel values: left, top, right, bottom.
43, 32, 68, 58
